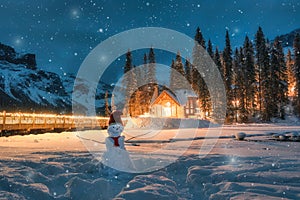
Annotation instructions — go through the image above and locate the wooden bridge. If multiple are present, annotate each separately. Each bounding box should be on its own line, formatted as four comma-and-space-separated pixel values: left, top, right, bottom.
0, 111, 109, 137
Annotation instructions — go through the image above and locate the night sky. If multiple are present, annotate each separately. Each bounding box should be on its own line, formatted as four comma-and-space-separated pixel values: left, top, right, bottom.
1, 0, 300, 76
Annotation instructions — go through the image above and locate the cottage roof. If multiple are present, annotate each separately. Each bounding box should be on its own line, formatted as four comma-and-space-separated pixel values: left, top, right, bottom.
150, 90, 181, 106
151, 89, 197, 106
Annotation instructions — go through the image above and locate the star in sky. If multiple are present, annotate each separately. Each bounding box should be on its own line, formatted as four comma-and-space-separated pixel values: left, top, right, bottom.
0, 0, 299, 77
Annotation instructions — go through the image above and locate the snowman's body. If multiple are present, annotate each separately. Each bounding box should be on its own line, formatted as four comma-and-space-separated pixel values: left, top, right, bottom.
102, 123, 135, 172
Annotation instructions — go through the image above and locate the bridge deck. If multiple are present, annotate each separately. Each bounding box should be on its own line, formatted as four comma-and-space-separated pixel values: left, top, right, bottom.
0, 111, 109, 136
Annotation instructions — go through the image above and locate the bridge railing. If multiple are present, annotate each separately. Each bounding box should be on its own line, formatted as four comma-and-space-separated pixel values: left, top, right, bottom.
0, 111, 109, 133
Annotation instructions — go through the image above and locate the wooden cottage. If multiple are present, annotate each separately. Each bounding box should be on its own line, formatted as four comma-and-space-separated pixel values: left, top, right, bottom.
150, 90, 201, 118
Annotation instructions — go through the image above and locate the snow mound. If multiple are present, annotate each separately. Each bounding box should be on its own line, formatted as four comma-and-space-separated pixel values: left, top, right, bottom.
64, 177, 112, 200
0, 191, 26, 200
115, 174, 182, 200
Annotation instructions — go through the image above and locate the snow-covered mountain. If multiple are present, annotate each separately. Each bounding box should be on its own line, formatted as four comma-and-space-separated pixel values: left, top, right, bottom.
0, 60, 71, 112
275, 28, 300, 48
0, 43, 112, 114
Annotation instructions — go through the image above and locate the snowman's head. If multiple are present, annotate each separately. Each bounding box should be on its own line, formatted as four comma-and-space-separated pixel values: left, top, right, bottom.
107, 123, 124, 137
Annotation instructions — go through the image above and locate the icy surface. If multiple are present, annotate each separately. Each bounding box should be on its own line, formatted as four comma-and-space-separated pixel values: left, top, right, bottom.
0, 124, 300, 199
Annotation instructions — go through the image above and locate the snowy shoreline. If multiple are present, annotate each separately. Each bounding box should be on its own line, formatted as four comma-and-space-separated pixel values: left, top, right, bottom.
0, 125, 300, 199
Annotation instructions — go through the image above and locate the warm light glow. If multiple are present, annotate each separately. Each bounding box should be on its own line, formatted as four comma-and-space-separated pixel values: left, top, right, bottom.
166, 101, 171, 107
232, 100, 240, 107
0, 112, 109, 131
289, 86, 296, 97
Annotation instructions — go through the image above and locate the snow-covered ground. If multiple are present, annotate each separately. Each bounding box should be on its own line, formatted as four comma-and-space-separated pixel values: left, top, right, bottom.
0, 124, 300, 199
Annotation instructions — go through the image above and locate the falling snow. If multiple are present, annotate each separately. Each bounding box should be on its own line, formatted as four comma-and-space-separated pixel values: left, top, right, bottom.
0, 0, 298, 74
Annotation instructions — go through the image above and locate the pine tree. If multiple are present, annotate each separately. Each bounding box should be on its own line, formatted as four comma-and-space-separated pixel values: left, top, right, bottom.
232, 48, 240, 122
185, 58, 193, 85
124, 50, 132, 73
255, 27, 271, 121
269, 40, 281, 118
123, 50, 133, 101
213, 47, 227, 118
192, 27, 211, 118
148, 47, 156, 84
104, 91, 110, 117
195, 27, 206, 48
192, 27, 205, 96
142, 48, 157, 114
175, 51, 185, 77
140, 53, 149, 114
214, 47, 223, 79
238, 47, 248, 122
123, 50, 138, 116
272, 37, 288, 119
286, 49, 296, 98
293, 33, 300, 115
135, 63, 143, 87
222, 30, 234, 122
170, 59, 176, 89
207, 39, 214, 59
143, 53, 148, 82
243, 35, 256, 117
170, 52, 186, 90
232, 47, 248, 122
128, 65, 141, 116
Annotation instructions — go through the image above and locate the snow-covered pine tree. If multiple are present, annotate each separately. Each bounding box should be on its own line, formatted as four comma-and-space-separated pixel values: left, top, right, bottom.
192, 27, 211, 118
147, 48, 158, 112
123, 50, 137, 116
128, 65, 141, 117
170, 51, 186, 90
135, 62, 143, 87
212, 46, 227, 118
122, 50, 132, 115
192, 27, 206, 96
148, 47, 157, 84
140, 53, 149, 114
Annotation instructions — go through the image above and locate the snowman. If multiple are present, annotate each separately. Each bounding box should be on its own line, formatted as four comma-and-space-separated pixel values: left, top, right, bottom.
101, 122, 135, 173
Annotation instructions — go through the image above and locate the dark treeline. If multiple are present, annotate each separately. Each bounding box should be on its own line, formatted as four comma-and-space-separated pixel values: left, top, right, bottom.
116, 26, 300, 123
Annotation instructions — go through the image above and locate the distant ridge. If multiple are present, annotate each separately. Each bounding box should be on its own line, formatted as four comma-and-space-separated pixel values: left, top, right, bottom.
274, 28, 300, 47
0, 42, 112, 114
